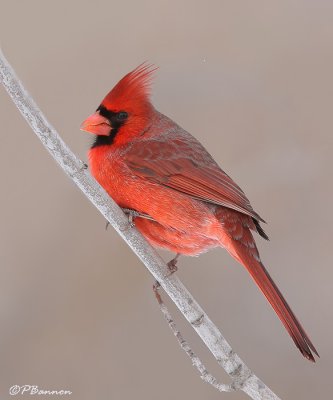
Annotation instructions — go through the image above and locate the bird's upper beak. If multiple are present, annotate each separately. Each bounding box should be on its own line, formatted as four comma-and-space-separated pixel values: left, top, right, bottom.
80, 112, 111, 136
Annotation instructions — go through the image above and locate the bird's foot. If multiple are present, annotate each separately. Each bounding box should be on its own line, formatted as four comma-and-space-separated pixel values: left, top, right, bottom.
165, 253, 180, 277
153, 254, 180, 299
105, 208, 154, 230
122, 208, 141, 227
122, 208, 154, 227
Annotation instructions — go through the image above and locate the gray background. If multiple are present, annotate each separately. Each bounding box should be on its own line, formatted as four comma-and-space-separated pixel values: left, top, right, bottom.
0, 1, 331, 399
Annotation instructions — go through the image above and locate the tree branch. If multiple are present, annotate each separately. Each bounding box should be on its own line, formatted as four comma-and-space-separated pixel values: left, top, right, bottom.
0, 49, 281, 400
153, 282, 240, 392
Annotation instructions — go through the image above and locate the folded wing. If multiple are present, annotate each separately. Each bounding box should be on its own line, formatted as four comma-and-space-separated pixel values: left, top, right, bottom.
125, 138, 265, 223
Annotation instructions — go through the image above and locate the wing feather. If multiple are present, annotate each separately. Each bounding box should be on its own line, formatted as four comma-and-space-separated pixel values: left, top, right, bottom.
125, 138, 265, 222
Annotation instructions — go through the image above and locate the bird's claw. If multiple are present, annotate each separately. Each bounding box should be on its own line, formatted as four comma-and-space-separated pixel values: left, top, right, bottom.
153, 255, 180, 293
122, 208, 139, 227
122, 208, 154, 227
105, 208, 154, 230
165, 254, 180, 277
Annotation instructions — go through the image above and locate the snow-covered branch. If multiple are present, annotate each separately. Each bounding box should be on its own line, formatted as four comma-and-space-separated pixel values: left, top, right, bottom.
0, 50, 280, 400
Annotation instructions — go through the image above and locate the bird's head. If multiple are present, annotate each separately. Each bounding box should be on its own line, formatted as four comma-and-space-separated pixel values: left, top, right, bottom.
81, 63, 157, 146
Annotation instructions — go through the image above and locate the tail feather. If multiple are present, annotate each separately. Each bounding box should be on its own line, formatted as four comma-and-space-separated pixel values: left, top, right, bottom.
226, 231, 319, 361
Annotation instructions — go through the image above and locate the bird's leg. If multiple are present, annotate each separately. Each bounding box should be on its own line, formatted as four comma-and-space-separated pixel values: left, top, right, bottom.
153, 254, 180, 293
105, 208, 155, 230
122, 208, 155, 227
166, 253, 180, 276
105, 208, 137, 230
122, 208, 142, 227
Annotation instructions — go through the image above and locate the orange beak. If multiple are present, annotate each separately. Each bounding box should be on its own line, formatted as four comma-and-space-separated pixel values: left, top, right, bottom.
80, 112, 111, 136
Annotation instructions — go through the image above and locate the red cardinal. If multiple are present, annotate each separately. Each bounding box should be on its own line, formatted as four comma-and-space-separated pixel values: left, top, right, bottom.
81, 64, 318, 361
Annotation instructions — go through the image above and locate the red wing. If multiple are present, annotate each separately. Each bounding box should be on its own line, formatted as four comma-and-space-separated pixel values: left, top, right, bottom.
125, 138, 265, 222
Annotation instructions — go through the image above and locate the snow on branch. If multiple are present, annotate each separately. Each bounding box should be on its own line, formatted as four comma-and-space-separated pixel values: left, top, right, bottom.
0, 50, 280, 400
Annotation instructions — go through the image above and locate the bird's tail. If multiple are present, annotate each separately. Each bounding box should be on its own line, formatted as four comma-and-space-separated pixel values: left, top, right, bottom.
224, 230, 319, 362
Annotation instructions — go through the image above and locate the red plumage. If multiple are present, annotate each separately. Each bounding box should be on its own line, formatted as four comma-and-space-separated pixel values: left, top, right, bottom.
81, 64, 318, 361
102, 63, 157, 109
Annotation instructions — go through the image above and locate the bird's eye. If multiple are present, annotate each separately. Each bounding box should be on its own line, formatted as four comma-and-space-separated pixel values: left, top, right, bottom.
116, 111, 128, 121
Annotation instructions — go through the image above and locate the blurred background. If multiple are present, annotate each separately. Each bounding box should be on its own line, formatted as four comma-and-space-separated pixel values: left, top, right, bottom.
0, 1, 332, 399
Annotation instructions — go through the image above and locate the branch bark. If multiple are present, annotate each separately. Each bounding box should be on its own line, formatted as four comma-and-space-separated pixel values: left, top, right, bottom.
153, 283, 239, 392
0, 50, 281, 400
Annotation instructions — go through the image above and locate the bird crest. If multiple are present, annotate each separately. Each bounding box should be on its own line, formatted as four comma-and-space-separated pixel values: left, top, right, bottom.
101, 63, 157, 111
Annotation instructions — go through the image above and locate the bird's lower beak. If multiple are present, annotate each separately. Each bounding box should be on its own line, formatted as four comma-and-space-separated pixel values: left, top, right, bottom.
80, 112, 111, 136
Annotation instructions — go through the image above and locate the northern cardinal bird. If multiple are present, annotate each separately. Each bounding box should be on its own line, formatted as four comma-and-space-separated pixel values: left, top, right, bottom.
81, 64, 318, 362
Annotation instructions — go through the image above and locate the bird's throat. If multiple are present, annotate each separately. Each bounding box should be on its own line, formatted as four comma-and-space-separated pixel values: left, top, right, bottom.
91, 133, 117, 148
